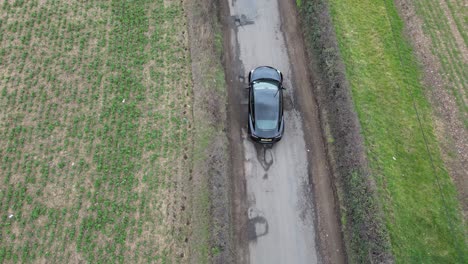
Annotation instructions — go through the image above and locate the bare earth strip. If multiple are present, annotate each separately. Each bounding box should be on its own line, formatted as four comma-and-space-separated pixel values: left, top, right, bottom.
184, 0, 232, 262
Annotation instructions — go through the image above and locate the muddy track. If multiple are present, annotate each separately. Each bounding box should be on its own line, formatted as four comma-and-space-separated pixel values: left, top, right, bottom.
221, 0, 345, 263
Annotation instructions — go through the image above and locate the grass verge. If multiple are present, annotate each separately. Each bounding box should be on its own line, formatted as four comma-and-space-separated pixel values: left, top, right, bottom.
300, 0, 466, 262
299, 1, 392, 262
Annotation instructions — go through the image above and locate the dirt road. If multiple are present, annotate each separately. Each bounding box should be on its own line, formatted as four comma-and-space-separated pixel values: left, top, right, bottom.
222, 0, 345, 263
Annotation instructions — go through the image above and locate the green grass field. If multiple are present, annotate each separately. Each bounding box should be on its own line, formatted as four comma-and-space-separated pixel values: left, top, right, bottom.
0, 0, 194, 262
327, 0, 466, 262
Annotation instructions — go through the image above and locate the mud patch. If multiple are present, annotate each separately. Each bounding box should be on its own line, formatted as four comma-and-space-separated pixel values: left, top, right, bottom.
232, 15, 255, 27
253, 144, 274, 171
283, 94, 294, 111
247, 207, 269, 241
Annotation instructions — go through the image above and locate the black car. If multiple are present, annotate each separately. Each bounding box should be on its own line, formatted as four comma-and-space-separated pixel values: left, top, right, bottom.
247, 66, 285, 143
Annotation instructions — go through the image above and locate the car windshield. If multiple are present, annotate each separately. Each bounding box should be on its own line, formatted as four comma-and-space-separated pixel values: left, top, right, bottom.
253, 81, 280, 130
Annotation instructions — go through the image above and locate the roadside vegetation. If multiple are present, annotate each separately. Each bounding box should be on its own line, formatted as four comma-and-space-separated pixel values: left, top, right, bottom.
299, 0, 466, 263
185, 1, 231, 262
0, 0, 194, 262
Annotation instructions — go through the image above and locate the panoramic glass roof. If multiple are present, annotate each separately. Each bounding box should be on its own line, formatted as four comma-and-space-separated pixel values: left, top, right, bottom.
253, 81, 279, 130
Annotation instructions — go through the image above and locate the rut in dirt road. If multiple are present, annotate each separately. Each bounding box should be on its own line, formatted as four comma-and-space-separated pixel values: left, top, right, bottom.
224, 0, 345, 263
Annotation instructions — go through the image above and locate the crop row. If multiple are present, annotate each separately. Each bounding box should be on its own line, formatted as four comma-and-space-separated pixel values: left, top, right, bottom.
0, 0, 193, 262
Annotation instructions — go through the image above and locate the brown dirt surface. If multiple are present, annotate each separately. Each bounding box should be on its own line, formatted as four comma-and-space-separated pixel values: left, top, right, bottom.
184, 0, 232, 263
278, 1, 346, 263
395, 0, 468, 218
218, 1, 250, 261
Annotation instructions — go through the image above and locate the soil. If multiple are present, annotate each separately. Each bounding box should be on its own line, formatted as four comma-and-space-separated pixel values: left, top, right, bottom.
185, 0, 232, 263
278, 1, 346, 263
395, 0, 468, 218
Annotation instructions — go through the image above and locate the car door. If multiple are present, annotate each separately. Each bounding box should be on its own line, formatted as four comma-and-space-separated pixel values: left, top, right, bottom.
278, 85, 283, 128
249, 84, 255, 124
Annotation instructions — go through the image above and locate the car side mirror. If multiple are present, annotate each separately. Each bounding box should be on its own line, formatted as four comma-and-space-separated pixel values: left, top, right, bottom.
282, 87, 286, 90
245, 86, 250, 89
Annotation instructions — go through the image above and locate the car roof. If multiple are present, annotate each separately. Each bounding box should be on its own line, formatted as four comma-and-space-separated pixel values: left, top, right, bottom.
253, 81, 280, 130
251, 66, 282, 83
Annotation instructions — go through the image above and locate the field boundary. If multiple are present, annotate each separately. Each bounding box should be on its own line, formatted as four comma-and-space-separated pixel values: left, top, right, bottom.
184, 0, 232, 263
394, 0, 467, 217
